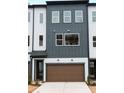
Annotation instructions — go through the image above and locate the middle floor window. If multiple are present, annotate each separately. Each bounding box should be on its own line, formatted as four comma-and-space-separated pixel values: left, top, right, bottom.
55, 33, 80, 46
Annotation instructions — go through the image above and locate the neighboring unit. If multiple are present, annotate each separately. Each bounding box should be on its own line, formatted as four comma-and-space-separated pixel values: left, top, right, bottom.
28, 5, 47, 81
88, 3, 96, 80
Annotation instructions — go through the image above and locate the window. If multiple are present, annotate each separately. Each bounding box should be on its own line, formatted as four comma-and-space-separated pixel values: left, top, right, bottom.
63, 11, 71, 23
28, 12, 30, 22
93, 36, 96, 47
89, 62, 95, 76
55, 33, 80, 46
39, 13, 43, 23
75, 10, 83, 23
65, 33, 80, 46
39, 35, 43, 46
56, 33, 63, 46
92, 11, 96, 22
28, 36, 30, 46
89, 60, 96, 79
52, 11, 60, 23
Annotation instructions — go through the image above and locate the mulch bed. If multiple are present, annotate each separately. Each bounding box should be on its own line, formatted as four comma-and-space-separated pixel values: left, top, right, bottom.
89, 86, 96, 93
28, 85, 40, 93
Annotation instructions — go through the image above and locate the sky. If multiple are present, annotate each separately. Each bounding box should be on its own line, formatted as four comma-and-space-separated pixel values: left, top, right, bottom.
28, 0, 96, 4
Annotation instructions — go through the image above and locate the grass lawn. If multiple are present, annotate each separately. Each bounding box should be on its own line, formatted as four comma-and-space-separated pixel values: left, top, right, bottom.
89, 86, 96, 93
28, 85, 39, 93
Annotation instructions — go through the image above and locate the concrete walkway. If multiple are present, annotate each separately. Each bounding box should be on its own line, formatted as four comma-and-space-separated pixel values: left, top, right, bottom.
33, 82, 92, 93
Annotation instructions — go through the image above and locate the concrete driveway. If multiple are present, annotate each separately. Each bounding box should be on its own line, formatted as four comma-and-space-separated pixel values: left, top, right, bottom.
33, 82, 92, 93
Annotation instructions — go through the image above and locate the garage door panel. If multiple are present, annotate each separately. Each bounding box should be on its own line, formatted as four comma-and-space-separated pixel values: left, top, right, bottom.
46, 64, 84, 82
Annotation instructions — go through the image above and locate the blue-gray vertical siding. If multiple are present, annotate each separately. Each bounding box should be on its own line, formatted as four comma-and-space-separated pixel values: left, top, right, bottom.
46, 4, 88, 58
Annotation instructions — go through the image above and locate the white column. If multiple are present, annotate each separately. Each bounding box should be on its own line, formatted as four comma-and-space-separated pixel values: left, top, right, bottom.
85, 61, 88, 81
32, 58, 35, 81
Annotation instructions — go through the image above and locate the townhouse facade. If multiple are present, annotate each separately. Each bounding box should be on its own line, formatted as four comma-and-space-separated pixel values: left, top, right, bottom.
28, 0, 96, 82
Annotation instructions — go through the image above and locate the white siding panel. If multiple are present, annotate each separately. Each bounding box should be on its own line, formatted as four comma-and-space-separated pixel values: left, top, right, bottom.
28, 8, 33, 52
88, 6, 96, 59
34, 8, 46, 51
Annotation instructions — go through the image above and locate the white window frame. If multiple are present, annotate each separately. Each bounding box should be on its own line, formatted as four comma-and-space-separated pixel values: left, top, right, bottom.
92, 11, 96, 22
64, 33, 80, 46
63, 11, 71, 23
75, 10, 83, 23
39, 13, 43, 24
55, 33, 64, 46
52, 11, 60, 23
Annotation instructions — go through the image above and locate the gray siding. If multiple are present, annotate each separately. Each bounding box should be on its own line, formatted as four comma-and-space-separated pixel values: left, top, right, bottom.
47, 4, 88, 58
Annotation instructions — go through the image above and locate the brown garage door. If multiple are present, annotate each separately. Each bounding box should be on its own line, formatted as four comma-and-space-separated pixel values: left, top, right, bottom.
46, 64, 84, 82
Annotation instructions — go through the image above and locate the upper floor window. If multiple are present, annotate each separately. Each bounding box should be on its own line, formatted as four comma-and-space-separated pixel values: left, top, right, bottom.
63, 11, 71, 23
39, 35, 43, 46
56, 33, 64, 46
28, 36, 30, 46
92, 11, 96, 22
28, 12, 30, 22
39, 13, 43, 23
75, 10, 83, 23
93, 36, 96, 47
52, 11, 60, 23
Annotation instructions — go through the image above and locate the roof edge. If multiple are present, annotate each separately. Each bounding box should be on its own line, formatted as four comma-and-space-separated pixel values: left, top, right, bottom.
46, 1, 89, 5
28, 4, 47, 8
88, 3, 96, 6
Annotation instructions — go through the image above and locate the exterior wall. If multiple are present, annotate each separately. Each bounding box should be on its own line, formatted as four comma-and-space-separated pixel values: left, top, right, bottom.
47, 4, 88, 58
88, 6, 96, 59
28, 8, 33, 53
33, 7, 46, 51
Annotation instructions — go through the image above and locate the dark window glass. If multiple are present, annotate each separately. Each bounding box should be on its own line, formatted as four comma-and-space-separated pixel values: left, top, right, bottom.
57, 40, 63, 45
89, 60, 96, 79
65, 34, 79, 45
93, 36, 96, 47
93, 36, 96, 41
57, 35, 62, 39
39, 35, 43, 46
28, 36, 30, 46
56, 34, 63, 46
93, 42, 96, 47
